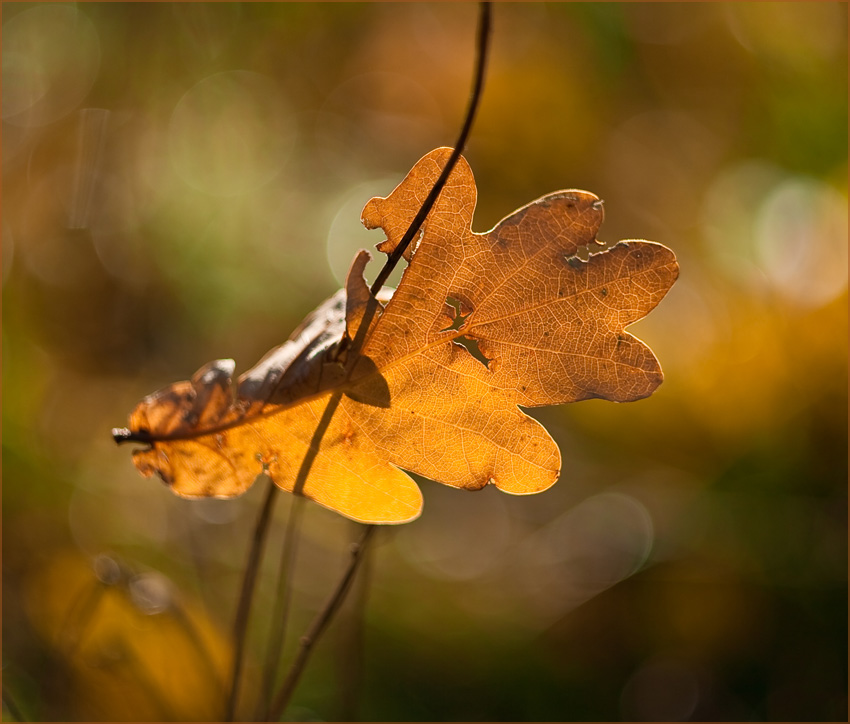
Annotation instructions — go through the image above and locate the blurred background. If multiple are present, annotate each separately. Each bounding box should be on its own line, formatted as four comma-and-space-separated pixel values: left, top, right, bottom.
2, 3, 847, 721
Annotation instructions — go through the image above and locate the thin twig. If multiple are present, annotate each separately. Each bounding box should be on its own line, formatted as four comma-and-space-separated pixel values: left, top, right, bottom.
266, 526, 377, 721
264, 3, 493, 720
225, 477, 279, 721
368, 1, 492, 297
334, 520, 374, 721
239, 390, 339, 720
340, 0, 491, 373
255, 494, 306, 720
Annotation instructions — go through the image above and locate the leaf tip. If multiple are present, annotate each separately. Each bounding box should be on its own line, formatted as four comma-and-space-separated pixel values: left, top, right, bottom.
360, 197, 384, 231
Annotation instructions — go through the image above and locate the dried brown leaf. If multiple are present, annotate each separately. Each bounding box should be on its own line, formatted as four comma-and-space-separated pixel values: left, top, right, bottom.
115, 148, 678, 524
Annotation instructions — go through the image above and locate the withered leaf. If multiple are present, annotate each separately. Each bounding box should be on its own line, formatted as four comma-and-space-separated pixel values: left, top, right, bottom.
115, 148, 678, 524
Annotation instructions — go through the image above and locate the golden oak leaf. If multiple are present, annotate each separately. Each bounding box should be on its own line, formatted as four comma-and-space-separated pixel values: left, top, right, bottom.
114, 148, 678, 524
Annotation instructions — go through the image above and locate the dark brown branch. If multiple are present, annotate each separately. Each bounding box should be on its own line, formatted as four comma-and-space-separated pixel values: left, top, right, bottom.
248, 391, 342, 720
256, 494, 306, 720
112, 426, 149, 444
340, 0, 491, 379
333, 521, 374, 721
113, 3, 491, 454
263, 4, 493, 720
225, 477, 279, 721
266, 525, 377, 722
369, 1, 492, 296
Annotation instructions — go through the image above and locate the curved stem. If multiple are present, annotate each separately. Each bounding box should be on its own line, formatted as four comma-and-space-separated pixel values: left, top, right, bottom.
334, 521, 374, 721
256, 494, 306, 720
225, 477, 279, 721
369, 1, 492, 296
264, 4, 493, 719
266, 525, 377, 721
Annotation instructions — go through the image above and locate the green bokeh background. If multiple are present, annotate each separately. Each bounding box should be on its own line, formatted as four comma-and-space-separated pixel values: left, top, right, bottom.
3, 3, 847, 721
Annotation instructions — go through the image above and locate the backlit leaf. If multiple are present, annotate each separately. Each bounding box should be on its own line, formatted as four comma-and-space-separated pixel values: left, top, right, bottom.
115, 148, 678, 524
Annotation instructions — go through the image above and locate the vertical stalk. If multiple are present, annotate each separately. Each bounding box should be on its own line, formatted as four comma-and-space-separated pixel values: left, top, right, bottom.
334, 521, 374, 721
266, 525, 376, 721
264, 3, 492, 719
225, 478, 279, 721
255, 494, 306, 720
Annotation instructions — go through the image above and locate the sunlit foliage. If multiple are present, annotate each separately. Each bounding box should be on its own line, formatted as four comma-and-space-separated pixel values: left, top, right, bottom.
3, 4, 846, 721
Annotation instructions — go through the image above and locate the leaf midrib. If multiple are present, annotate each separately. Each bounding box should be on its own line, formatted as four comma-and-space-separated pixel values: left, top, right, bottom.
143, 249, 671, 444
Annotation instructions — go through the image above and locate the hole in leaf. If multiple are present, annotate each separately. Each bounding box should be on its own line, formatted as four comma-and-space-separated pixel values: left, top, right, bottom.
565, 236, 615, 267
444, 296, 467, 331
443, 296, 489, 368
455, 335, 490, 369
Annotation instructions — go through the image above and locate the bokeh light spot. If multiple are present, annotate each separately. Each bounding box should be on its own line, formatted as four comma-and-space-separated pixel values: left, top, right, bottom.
698, 161, 847, 308
396, 485, 512, 582
726, 3, 845, 65
513, 492, 655, 622
700, 159, 784, 289
325, 177, 403, 287
168, 70, 296, 197
755, 178, 848, 308
2, 5, 100, 127
546, 492, 654, 589
128, 573, 173, 616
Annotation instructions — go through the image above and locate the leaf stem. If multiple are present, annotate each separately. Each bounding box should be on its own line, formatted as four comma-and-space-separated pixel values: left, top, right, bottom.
111, 426, 150, 444
256, 494, 306, 720
333, 521, 374, 721
265, 525, 377, 722
262, 4, 493, 720
225, 477, 279, 721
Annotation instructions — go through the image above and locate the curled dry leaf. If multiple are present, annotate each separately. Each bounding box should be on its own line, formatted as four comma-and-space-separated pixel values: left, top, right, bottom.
114, 148, 678, 524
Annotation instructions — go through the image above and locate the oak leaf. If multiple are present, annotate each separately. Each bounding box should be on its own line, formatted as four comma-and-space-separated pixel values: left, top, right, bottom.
114, 148, 678, 524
